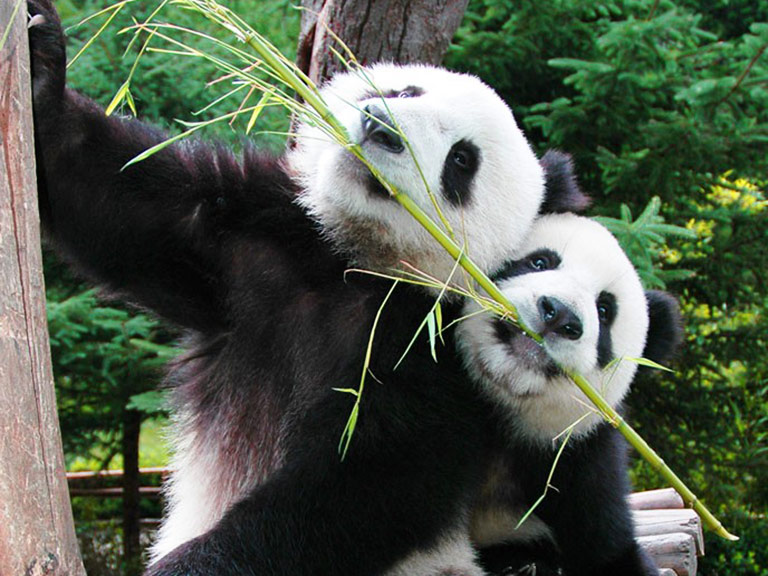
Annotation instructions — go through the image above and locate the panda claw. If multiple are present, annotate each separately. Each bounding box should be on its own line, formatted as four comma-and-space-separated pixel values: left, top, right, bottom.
28, 13, 46, 28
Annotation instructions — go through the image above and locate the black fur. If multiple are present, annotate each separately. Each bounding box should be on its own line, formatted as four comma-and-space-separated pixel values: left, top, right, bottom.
596, 291, 617, 368
489, 249, 561, 283
441, 139, 481, 206
538, 150, 591, 215
477, 427, 662, 576
642, 290, 684, 366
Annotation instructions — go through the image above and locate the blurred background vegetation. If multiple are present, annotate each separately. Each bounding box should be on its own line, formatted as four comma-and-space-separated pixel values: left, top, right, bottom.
47, 0, 766, 574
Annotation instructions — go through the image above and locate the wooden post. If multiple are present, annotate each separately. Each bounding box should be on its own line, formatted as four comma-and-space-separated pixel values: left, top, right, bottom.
0, 2, 85, 575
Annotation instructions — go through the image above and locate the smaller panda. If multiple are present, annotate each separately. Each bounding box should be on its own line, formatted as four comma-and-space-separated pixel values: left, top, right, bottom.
456, 213, 683, 576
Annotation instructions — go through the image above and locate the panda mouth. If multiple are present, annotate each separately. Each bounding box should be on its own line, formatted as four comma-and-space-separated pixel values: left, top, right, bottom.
366, 174, 394, 200
494, 320, 561, 378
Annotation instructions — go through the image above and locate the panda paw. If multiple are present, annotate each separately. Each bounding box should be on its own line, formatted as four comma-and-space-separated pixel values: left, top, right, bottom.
27, 0, 66, 108
500, 563, 562, 576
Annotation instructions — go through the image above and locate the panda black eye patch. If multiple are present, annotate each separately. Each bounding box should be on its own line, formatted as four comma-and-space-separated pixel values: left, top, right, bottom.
489, 249, 561, 282
441, 140, 480, 206
597, 292, 617, 325
361, 85, 424, 100
526, 250, 561, 272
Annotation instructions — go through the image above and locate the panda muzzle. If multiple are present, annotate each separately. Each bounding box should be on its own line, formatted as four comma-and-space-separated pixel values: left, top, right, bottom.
361, 105, 405, 153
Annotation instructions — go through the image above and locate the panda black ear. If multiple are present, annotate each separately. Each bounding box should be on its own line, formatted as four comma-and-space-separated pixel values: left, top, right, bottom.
539, 150, 591, 214
642, 290, 684, 367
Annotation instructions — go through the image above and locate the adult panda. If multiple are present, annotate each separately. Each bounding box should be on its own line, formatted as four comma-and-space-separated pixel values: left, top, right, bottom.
456, 214, 683, 576
27, 2, 588, 575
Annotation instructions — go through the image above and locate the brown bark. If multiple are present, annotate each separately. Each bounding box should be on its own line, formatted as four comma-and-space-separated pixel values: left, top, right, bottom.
0, 3, 85, 575
297, 0, 469, 84
122, 409, 143, 576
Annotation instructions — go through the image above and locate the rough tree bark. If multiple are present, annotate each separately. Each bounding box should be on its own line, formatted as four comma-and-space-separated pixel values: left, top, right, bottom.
297, 0, 469, 84
0, 3, 85, 575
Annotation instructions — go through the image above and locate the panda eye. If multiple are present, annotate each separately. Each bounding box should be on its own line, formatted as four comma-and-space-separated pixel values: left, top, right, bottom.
453, 149, 469, 168
451, 145, 477, 172
597, 292, 617, 324
529, 256, 550, 271
525, 250, 560, 272
394, 86, 423, 99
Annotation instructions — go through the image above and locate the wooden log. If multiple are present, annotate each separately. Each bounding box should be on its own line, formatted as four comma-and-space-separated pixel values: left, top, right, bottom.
634, 508, 705, 556
629, 488, 685, 510
0, 3, 85, 575
638, 533, 698, 576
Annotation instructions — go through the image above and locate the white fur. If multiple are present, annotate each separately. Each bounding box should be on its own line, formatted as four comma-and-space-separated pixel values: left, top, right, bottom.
149, 406, 284, 561
457, 214, 649, 443
386, 530, 486, 576
470, 507, 553, 548
290, 63, 544, 286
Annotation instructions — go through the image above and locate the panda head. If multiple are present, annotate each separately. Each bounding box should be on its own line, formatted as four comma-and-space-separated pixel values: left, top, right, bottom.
456, 213, 683, 443
289, 64, 585, 284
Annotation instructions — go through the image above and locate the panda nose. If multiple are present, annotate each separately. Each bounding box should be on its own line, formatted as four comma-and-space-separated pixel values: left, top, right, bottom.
361, 105, 404, 153
537, 296, 583, 340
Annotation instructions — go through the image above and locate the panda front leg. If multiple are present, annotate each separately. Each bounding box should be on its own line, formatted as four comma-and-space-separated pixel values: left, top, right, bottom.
539, 428, 659, 576
28, 0, 300, 331
385, 530, 486, 576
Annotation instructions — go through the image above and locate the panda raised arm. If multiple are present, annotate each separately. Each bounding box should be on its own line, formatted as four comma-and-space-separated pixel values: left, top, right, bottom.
457, 213, 683, 576
29, 0, 311, 331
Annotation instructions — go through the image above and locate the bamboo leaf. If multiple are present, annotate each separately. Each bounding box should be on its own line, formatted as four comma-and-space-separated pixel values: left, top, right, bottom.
625, 356, 676, 373
427, 311, 437, 362
246, 88, 275, 134
331, 388, 359, 396
105, 80, 131, 116
124, 87, 137, 116
435, 302, 445, 345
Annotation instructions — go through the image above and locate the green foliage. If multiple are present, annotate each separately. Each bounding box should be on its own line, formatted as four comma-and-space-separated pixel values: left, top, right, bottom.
46, 280, 175, 463
448, 0, 768, 206
595, 196, 697, 288
704, 508, 768, 575
58, 0, 300, 148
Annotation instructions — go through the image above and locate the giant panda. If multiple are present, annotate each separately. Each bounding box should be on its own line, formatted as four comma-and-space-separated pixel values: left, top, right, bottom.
455, 213, 683, 576
27, 2, 590, 575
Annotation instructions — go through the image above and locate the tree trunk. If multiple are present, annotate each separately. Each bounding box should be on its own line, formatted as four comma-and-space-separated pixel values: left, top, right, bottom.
297, 0, 469, 84
0, 3, 85, 575
123, 409, 143, 576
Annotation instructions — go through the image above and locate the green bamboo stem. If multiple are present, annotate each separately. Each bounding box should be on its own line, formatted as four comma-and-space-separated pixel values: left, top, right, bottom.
153, 0, 737, 541
565, 368, 739, 541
